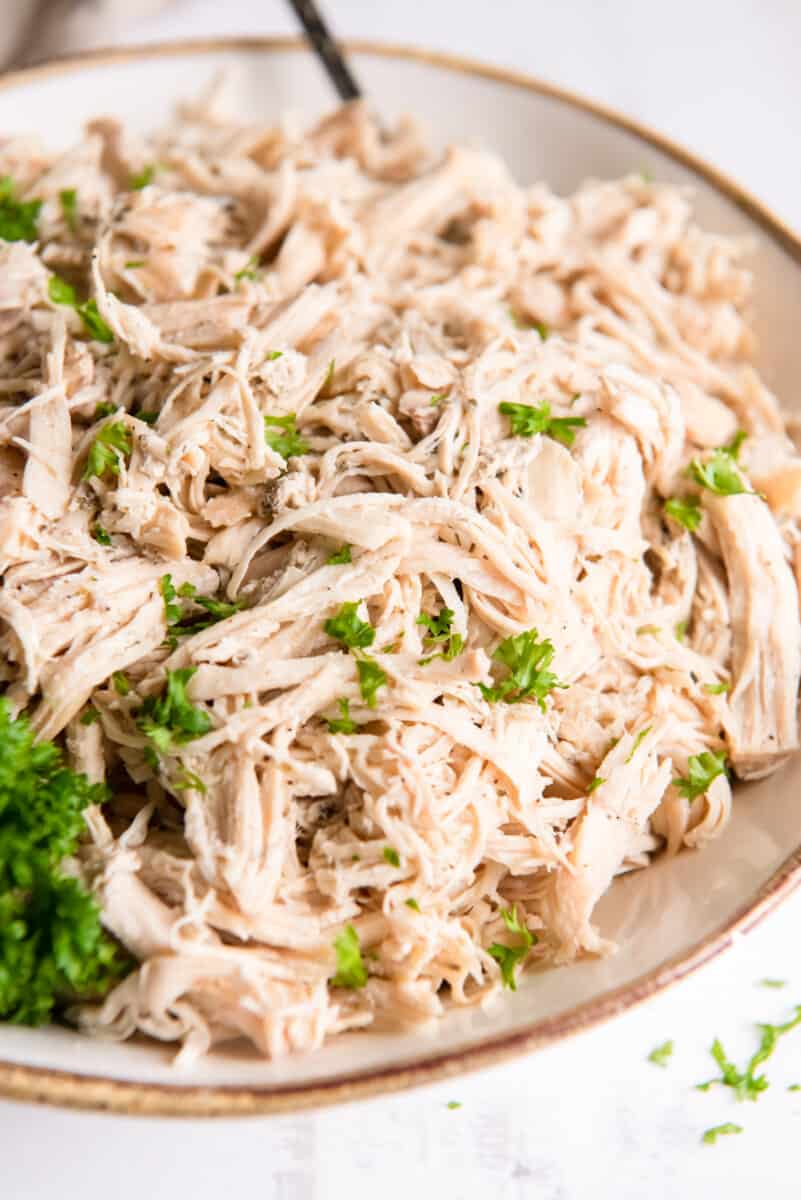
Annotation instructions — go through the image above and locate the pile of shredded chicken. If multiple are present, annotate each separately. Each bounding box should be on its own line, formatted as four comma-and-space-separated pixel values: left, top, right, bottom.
2, 83, 800, 1063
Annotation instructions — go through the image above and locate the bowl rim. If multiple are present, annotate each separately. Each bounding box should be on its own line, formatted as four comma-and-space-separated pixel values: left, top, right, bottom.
2, 33, 801, 1118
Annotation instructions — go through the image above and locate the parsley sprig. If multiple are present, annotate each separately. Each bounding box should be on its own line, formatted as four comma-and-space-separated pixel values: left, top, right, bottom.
673, 751, 727, 801
499, 400, 587, 448
264, 413, 309, 460
697, 1007, 801, 1102
136, 667, 212, 759
330, 924, 367, 989
687, 432, 752, 498
477, 629, 564, 710
327, 544, 352, 565
417, 607, 464, 664
48, 275, 114, 343
488, 905, 535, 990
160, 575, 245, 646
326, 698, 357, 734
664, 495, 702, 533
83, 421, 132, 481
0, 176, 41, 243
0, 700, 126, 1024
324, 602, 375, 650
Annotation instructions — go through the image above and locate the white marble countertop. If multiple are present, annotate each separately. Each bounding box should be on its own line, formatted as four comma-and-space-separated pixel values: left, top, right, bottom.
3, 3, 801, 1197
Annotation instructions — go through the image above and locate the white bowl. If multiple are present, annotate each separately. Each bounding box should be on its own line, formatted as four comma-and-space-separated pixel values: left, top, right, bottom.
2, 37, 801, 1117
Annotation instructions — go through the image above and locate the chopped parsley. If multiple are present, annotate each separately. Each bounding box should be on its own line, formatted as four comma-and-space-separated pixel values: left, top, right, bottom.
234, 255, 260, 282
383, 847, 401, 868
648, 1040, 674, 1067
324, 359, 336, 388
136, 667, 212, 757
789, 1084, 801, 1092
59, 188, 77, 232
664, 495, 702, 533
79, 708, 100, 726
265, 350, 283, 361
326, 698, 357, 734
703, 682, 729, 695
172, 768, 206, 794
673, 751, 727, 801
160, 575, 245, 643
83, 421, 132, 481
697, 1006, 801, 1102
111, 671, 130, 697
0, 700, 126, 1024
92, 524, 112, 546
430, 393, 446, 406
327, 544, 352, 565
688, 448, 752, 497
405, 898, 421, 912
636, 624, 661, 636
94, 401, 117, 420
48, 275, 77, 307
675, 620, 688, 642
702, 1123, 743, 1146
625, 726, 651, 763
324, 602, 375, 650
760, 979, 787, 989
478, 628, 564, 710
488, 905, 535, 991
417, 607, 464, 664
446, 1101, 462, 1110
124, 260, 146, 270
356, 657, 387, 708
159, 573, 182, 626
48, 275, 113, 343
135, 410, 158, 425
0, 176, 41, 243
330, 924, 367, 989
587, 776, 604, 793
498, 400, 587, 448
263, 412, 309, 460
726, 430, 748, 459
129, 164, 157, 190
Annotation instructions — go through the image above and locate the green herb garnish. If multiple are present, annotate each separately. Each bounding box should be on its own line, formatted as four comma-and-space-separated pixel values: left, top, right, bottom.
674, 751, 727, 801
488, 905, 535, 991
49, 275, 114, 343
697, 1006, 801, 1102
688, 449, 752, 497
129, 165, 157, 190
625, 726, 651, 763
83, 421, 132, 481
327, 544, 352, 565
417, 607, 464, 664
111, 671, 130, 697
0, 176, 41, 243
664, 496, 702, 532
324, 602, 375, 650
587, 776, 604, 793
405, 898, 421, 912
136, 667, 212, 757
499, 400, 586, 448
702, 1123, 743, 1146
477, 629, 564, 710
326, 698, 357, 735
59, 188, 77, 232
79, 708, 99, 726
234, 255, 260, 282
330, 924, 367, 989
263, 412, 309, 460
648, 1040, 674, 1067
92, 525, 112, 546
383, 847, 401, 868
703, 682, 729, 695
356, 658, 387, 708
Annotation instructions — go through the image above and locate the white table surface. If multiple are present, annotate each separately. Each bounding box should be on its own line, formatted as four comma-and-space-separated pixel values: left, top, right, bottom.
3, 3, 801, 1197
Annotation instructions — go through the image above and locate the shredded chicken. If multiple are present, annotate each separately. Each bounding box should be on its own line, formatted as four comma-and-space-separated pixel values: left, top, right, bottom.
2, 83, 799, 1063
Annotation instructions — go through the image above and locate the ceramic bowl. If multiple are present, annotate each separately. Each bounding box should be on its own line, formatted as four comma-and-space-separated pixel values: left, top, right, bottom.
2, 37, 800, 1117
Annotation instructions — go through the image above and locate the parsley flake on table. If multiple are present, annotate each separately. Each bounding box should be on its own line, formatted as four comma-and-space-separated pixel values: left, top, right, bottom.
702, 1123, 743, 1146
673, 751, 727, 801
446, 1101, 462, 1110
477, 628, 564, 710
697, 1006, 801, 1102
499, 399, 587, 448
324, 602, 375, 649
0, 175, 41, 243
326, 698, 357, 735
330, 924, 367, 989
648, 1040, 674, 1067
83, 421, 132, 481
760, 978, 787, 989
417, 607, 464, 664
129, 164, 157, 190
92, 524, 112, 546
587, 776, 605, 793
488, 905, 535, 991
664, 495, 702, 532
263, 412, 309, 459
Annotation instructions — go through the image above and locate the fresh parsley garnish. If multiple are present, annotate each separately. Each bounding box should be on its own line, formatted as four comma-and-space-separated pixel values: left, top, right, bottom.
499, 400, 586, 448
129, 164, 157, 190
136, 667, 212, 757
234, 255, 260, 282
327, 544, 352, 565
675, 620, 688, 642
664, 496, 702, 532
417, 607, 464, 664
703, 682, 729, 695
83, 421, 132, 481
688, 448, 752, 497
702, 1123, 743, 1146
383, 847, 401, 868
124, 260, 146, 270
159, 575, 244, 643
697, 1007, 801, 1102
760, 979, 787, 989
478, 629, 564, 710
405, 898, 421, 912
111, 671, 130, 697
326, 698, 357, 734
488, 905, 535, 991
48, 275, 113, 343
587, 776, 604, 793
625, 726, 651, 763
356, 658, 387, 708
0, 176, 41, 243
59, 188, 78, 232
94, 401, 117, 420
446, 1101, 462, 1110
0, 699, 126, 1024
79, 708, 100, 726
92, 524, 112, 546
673, 751, 727, 801
263, 412, 308, 460
265, 350, 283, 361
330, 924, 367, 989
648, 1040, 674, 1067
324, 602, 375, 650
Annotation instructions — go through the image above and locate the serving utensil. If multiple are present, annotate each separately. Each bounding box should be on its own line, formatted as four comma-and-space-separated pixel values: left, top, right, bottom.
285, 0, 363, 102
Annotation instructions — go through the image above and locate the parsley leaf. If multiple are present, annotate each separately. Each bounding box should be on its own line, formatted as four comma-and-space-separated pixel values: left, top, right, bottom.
760, 979, 787, 989
478, 628, 564, 710
92, 524, 111, 546
446, 1101, 462, 1110
648, 1040, 674, 1067
49, 275, 114, 343
59, 188, 77, 232
664, 496, 702, 533
324, 602, 375, 650
136, 667, 212, 757
129, 164, 157, 190
625, 726, 651, 763
48, 275, 77, 307
263, 412, 309, 459
673, 751, 727, 801
326, 698, 357, 734
499, 400, 587, 448
83, 421, 132, 481
702, 1123, 743, 1146
327, 544, 352, 565
417, 607, 464, 664
0, 177, 41, 243
160, 574, 245, 642
688, 449, 752, 497
234, 255, 260, 282
587, 775, 604, 793
111, 671, 130, 697
0, 699, 126, 1024
698, 1008, 801, 1103
703, 682, 729, 695
383, 847, 401, 867
405, 898, 421, 912
488, 905, 535, 991
159, 573, 182, 626
356, 657, 387, 708
79, 708, 99, 726
330, 924, 367, 989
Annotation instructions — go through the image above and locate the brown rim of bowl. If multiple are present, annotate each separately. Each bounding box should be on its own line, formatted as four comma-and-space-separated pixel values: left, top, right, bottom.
1, 35, 801, 1118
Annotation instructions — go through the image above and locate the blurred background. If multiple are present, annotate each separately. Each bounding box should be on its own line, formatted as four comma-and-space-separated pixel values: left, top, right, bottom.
3, 0, 800, 228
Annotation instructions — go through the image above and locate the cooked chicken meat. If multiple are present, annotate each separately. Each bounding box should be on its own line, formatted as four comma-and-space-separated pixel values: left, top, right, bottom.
1, 85, 799, 1063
